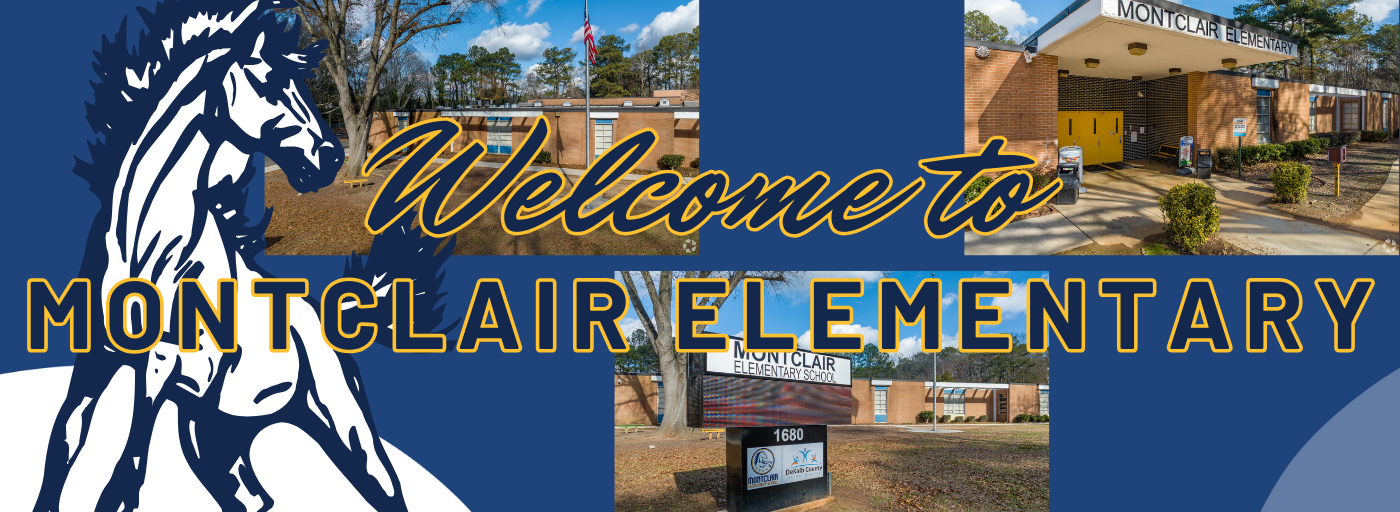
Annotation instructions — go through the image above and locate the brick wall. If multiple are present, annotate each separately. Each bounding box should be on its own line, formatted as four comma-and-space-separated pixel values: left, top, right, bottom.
1008, 384, 1042, 419
615, 375, 659, 425
1315, 95, 1336, 133
1276, 81, 1311, 143
369, 110, 699, 170
965, 47, 1059, 171
1188, 72, 1255, 152
1146, 75, 1190, 157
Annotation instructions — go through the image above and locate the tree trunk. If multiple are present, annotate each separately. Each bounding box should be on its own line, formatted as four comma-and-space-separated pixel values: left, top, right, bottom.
343, 112, 370, 179
651, 330, 691, 438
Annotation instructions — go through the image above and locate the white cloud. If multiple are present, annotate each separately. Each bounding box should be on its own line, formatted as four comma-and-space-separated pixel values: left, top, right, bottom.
984, 281, 1028, 319
526, 0, 545, 17
941, 292, 957, 309
469, 22, 552, 60
619, 23, 640, 33
965, 0, 1039, 40
619, 315, 643, 338
570, 23, 604, 44
1355, 0, 1398, 21
635, 0, 700, 48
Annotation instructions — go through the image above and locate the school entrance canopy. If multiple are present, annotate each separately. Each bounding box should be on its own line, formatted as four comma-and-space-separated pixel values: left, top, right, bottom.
1023, 0, 1299, 81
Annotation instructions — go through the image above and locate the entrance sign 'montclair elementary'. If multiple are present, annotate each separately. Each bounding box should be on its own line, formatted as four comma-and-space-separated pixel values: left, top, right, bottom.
1106, 0, 1297, 57
686, 339, 853, 428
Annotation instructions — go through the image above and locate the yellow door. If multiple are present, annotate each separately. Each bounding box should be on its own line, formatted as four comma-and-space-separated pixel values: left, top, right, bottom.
1080, 112, 1101, 166
1098, 111, 1124, 163
1058, 112, 1097, 164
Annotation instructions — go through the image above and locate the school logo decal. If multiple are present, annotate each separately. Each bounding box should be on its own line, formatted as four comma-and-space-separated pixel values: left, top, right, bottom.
8, 0, 463, 510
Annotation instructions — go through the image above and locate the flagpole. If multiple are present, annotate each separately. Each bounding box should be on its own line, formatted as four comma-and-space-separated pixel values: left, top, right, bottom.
585, 0, 591, 167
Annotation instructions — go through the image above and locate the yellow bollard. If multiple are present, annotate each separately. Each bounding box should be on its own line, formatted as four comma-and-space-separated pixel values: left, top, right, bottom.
1336, 163, 1341, 197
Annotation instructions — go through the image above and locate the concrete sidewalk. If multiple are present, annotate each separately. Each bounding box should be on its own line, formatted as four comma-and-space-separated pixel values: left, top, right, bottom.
966, 163, 1397, 256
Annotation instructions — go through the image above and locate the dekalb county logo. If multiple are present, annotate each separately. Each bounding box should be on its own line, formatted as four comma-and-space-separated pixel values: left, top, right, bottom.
791, 448, 820, 468
751, 448, 775, 474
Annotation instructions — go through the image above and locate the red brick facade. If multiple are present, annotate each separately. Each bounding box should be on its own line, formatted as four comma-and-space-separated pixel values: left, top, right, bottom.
1187, 72, 1256, 151
1276, 81, 1311, 143
965, 47, 1060, 171
369, 107, 699, 170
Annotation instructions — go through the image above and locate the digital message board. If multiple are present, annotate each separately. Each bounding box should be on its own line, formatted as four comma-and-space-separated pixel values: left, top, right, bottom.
687, 339, 853, 428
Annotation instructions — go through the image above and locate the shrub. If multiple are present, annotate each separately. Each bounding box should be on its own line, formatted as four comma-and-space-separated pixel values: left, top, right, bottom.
1338, 131, 1362, 145
1157, 183, 1221, 251
1271, 162, 1311, 203
1032, 169, 1056, 194
939, 415, 951, 423
1361, 130, 1389, 142
1239, 144, 1286, 165
1299, 137, 1324, 156
1310, 133, 1333, 148
964, 175, 994, 204
1014, 413, 1031, 423
1043, 415, 1050, 422
690, 157, 700, 169
1284, 140, 1310, 159
1215, 147, 1238, 169
533, 150, 552, 164
976, 415, 987, 422
917, 410, 937, 423
657, 154, 686, 170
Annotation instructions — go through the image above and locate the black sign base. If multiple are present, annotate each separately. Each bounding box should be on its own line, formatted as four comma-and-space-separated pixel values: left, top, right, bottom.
726, 425, 829, 512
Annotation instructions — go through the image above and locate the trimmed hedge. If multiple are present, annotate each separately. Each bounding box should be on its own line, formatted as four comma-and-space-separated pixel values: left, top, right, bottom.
1272, 162, 1311, 203
1314, 131, 1362, 147
1215, 147, 1238, 169
657, 154, 686, 170
975, 415, 987, 422
1158, 183, 1221, 252
1240, 143, 1286, 165
939, 415, 951, 423
964, 175, 994, 203
533, 150, 552, 164
1361, 130, 1390, 142
918, 410, 937, 423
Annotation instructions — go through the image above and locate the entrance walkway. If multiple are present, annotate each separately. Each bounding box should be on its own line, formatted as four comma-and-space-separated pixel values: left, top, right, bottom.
965, 161, 1397, 255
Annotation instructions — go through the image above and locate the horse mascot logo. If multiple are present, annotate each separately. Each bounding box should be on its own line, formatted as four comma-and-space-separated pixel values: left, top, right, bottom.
29, 0, 458, 510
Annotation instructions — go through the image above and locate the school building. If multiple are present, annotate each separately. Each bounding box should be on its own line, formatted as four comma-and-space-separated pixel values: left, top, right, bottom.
966, 0, 1397, 171
369, 93, 699, 170
614, 375, 1049, 425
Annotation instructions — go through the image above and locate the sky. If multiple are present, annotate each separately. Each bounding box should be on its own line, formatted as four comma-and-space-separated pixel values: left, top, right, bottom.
966, 0, 1400, 44
408, 0, 699, 81
615, 271, 1049, 361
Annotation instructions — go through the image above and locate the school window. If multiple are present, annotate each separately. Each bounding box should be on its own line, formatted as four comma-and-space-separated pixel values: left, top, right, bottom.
486, 117, 512, 154
1256, 89, 1272, 144
1384, 99, 1390, 131
943, 389, 965, 416
396, 116, 408, 131
873, 387, 887, 421
1342, 101, 1360, 131
1309, 96, 1317, 133
594, 119, 614, 159
1039, 391, 1049, 416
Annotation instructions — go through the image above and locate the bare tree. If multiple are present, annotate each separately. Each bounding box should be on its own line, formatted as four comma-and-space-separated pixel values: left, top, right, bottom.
292, 0, 503, 179
619, 271, 801, 437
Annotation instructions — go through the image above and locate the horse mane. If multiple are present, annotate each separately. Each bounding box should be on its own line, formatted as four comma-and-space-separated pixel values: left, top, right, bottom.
75, 0, 317, 205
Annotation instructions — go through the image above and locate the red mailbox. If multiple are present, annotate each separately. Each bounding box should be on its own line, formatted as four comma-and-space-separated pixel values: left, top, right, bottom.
1328, 145, 1347, 163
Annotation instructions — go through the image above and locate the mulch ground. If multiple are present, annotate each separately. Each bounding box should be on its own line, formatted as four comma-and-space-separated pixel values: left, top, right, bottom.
614, 425, 1050, 512
263, 160, 696, 256
1229, 140, 1398, 225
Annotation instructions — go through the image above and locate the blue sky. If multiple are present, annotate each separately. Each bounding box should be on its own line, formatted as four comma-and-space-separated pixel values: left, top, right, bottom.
616, 271, 1049, 360
966, 0, 1399, 43
410, 0, 698, 78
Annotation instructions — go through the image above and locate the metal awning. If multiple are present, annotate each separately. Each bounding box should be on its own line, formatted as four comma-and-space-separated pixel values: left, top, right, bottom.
1026, 0, 1298, 80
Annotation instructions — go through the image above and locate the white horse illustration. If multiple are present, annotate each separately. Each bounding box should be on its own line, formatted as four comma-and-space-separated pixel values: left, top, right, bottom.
33, 1, 453, 510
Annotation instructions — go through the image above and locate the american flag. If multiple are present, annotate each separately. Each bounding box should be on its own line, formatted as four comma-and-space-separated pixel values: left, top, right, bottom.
584, 2, 597, 65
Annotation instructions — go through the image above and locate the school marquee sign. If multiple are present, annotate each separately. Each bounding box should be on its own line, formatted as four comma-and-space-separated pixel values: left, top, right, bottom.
1107, 0, 1297, 57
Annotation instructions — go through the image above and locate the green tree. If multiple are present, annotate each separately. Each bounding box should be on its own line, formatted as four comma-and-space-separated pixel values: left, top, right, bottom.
540, 46, 578, 96
1234, 0, 1356, 79
615, 329, 660, 374
434, 53, 473, 106
894, 351, 937, 381
965, 10, 1017, 45
652, 30, 699, 90
851, 343, 896, 379
475, 46, 521, 104
937, 370, 953, 382
1370, 23, 1399, 92
589, 34, 636, 97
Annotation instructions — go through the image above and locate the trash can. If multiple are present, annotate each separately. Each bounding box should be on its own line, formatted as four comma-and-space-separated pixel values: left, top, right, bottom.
1056, 164, 1079, 205
1196, 148, 1212, 179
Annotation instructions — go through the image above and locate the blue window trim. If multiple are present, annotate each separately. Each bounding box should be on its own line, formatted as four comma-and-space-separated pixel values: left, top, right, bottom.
595, 119, 613, 124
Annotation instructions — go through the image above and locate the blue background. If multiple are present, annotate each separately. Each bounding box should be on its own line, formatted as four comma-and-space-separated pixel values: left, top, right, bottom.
1, 1, 1395, 510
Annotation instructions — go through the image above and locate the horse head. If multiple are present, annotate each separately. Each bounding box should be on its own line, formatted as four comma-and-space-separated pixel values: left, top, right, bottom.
216, 0, 342, 193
